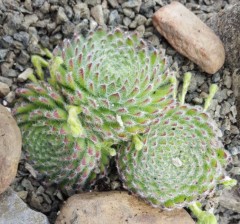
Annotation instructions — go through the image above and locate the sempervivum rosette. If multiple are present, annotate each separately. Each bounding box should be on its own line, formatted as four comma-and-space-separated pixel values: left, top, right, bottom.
116, 73, 236, 223
117, 102, 230, 208
50, 28, 176, 142
14, 82, 109, 190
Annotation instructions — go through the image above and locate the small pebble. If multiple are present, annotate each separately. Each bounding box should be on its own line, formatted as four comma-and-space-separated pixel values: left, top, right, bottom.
230, 125, 240, 135
140, 0, 155, 18
23, 15, 38, 29
108, 10, 121, 26
136, 25, 145, 38
0, 49, 8, 60
55, 190, 64, 201
122, 0, 142, 12
24, 0, 33, 11
123, 17, 131, 27
21, 178, 34, 191
4, 69, 17, 78
212, 72, 221, 82
91, 5, 105, 26
90, 18, 98, 31
123, 8, 135, 18
223, 75, 232, 89
17, 50, 30, 65
134, 14, 147, 26
29, 192, 43, 209
111, 181, 121, 190
36, 186, 45, 195
74, 3, 90, 20
32, 0, 45, 8
0, 77, 13, 86
1, 36, 13, 48
0, 82, 10, 97
17, 190, 28, 200
193, 97, 203, 104
56, 7, 69, 24
84, 0, 101, 7
4, 91, 15, 104
2, 100, 7, 106
13, 32, 30, 47
62, 22, 75, 37
17, 68, 33, 82
40, 1, 50, 14
42, 193, 52, 204
107, 0, 119, 8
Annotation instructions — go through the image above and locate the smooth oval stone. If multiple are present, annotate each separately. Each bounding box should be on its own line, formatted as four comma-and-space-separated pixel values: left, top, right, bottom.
56, 191, 195, 224
0, 105, 22, 194
153, 1, 225, 74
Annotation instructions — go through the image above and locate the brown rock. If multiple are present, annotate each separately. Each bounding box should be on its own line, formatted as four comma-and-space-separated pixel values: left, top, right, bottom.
152, 1, 225, 74
56, 191, 195, 224
0, 105, 22, 194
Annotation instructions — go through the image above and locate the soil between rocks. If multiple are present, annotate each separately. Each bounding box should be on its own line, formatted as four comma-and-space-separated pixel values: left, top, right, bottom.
0, 0, 240, 223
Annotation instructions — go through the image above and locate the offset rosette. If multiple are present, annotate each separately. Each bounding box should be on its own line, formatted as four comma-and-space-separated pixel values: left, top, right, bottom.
51, 28, 176, 142
14, 82, 109, 190
117, 102, 230, 209
116, 73, 236, 223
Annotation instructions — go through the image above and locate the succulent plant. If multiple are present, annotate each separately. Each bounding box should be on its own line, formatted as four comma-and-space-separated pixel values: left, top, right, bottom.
47, 28, 176, 143
14, 27, 236, 222
117, 73, 236, 223
14, 28, 176, 189
14, 81, 111, 189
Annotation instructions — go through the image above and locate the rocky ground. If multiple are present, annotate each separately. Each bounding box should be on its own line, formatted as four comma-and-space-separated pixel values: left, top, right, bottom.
0, 0, 240, 223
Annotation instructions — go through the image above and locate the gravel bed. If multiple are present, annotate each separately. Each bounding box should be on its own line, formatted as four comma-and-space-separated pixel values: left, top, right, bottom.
0, 0, 239, 223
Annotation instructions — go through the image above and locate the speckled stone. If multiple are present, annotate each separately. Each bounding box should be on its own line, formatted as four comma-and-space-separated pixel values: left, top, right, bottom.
56, 191, 194, 224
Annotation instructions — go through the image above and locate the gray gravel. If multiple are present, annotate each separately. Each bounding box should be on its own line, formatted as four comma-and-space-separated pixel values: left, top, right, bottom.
0, 0, 239, 223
